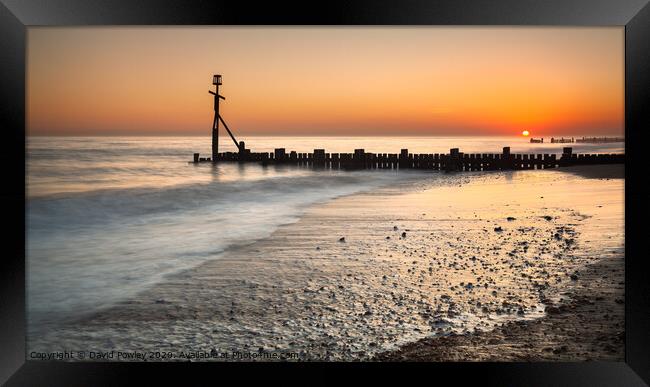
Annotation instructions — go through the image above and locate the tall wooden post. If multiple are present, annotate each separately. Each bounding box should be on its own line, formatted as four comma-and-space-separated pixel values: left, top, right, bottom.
210, 74, 223, 161
209, 74, 242, 160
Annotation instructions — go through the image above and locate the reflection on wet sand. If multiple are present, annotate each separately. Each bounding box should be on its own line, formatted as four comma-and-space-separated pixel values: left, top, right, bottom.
29, 165, 623, 361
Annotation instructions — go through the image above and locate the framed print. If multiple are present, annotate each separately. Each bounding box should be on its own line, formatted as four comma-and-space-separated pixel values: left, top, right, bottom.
1, 0, 649, 385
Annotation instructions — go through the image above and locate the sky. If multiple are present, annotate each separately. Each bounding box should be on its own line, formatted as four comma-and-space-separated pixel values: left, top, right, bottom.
27, 27, 624, 137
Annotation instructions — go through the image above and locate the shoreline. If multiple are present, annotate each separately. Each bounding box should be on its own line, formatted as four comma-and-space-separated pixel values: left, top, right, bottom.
558, 165, 625, 179
374, 254, 624, 361
28, 165, 624, 361
376, 164, 625, 361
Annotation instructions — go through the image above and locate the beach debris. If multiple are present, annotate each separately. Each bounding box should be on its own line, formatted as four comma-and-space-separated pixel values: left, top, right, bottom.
386, 236, 390, 239
401, 232, 407, 238
543, 215, 553, 221
552, 345, 568, 354
338, 237, 346, 242
393, 226, 399, 231
570, 273, 579, 281
506, 217, 516, 221
545, 306, 562, 314
494, 226, 503, 232
316, 246, 320, 250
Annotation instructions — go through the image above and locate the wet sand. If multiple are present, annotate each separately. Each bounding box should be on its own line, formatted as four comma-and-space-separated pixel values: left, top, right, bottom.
375, 256, 624, 361
377, 165, 625, 361
560, 164, 624, 179
28, 165, 624, 361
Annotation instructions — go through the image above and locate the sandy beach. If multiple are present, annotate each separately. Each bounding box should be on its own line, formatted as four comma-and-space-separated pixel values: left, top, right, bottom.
28, 165, 624, 361
378, 165, 625, 361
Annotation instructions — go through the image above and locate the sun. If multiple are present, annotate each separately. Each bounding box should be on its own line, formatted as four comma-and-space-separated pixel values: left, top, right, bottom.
522, 130, 530, 137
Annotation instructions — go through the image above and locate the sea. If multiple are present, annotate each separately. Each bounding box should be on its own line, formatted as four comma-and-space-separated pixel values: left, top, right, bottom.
26, 136, 624, 332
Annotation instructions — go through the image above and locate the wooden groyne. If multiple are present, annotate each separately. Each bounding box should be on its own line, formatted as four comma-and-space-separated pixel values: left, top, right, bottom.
530, 136, 624, 144
191, 146, 624, 172
550, 137, 575, 144
575, 136, 625, 143
196, 74, 624, 173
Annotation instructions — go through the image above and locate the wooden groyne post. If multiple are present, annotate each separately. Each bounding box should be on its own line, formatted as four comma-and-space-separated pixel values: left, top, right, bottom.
561, 146, 573, 167
447, 148, 460, 172
314, 149, 326, 168
502, 147, 511, 170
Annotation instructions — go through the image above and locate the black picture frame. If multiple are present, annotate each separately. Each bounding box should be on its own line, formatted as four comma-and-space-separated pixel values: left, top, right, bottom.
1, 0, 648, 385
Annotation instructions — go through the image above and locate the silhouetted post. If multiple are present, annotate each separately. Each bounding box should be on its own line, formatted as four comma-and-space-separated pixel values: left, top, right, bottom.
239, 141, 246, 161
208, 74, 243, 162
502, 147, 511, 170
314, 149, 325, 167
332, 153, 339, 169
447, 148, 460, 172
399, 149, 409, 169
354, 149, 365, 170
274, 148, 286, 163
193, 153, 200, 163
210, 74, 223, 161
562, 147, 573, 166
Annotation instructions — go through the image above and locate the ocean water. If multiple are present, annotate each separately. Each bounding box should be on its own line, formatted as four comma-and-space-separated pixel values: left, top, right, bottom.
26, 136, 623, 331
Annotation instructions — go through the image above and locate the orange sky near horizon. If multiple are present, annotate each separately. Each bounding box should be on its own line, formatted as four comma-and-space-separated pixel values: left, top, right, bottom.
27, 27, 624, 137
